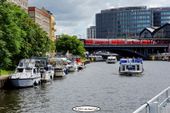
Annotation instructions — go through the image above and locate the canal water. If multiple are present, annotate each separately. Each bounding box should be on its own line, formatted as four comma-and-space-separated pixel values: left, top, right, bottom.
0, 61, 170, 113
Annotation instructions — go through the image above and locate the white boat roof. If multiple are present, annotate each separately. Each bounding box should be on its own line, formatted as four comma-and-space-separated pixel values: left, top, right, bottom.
18, 59, 36, 68
107, 56, 116, 59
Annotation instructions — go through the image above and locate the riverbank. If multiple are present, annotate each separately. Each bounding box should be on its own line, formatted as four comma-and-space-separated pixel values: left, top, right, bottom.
0, 70, 13, 76
0, 70, 13, 88
0, 75, 9, 89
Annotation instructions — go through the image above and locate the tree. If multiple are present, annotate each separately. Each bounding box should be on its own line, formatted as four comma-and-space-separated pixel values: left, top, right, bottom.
56, 34, 85, 57
0, 2, 53, 69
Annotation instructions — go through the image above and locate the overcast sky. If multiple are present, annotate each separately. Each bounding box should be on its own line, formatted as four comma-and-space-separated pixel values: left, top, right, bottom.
29, 0, 170, 38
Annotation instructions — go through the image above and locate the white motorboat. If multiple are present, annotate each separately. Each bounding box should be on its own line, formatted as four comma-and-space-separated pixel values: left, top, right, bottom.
95, 55, 104, 61
54, 65, 67, 77
10, 59, 41, 88
106, 56, 117, 63
40, 65, 54, 82
119, 58, 144, 75
66, 60, 80, 72
66, 63, 77, 72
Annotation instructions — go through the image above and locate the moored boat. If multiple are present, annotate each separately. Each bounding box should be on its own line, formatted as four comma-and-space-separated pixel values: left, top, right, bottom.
54, 65, 67, 77
40, 65, 54, 82
10, 59, 41, 88
119, 58, 144, 75
66, 63, 77, 72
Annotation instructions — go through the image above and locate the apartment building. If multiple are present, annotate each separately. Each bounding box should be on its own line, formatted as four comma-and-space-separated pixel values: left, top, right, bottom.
28, 7, 56, 41
28, 7, 50, 38
41, 7, 56, 41
8, 0, 28, 11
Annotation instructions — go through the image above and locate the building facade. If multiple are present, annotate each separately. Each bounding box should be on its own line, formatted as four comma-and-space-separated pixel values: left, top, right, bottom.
140, 23, 170, 38
152, 7, 170, 26
28, 7, 53, 40
96, 6, 170, 39
49, 15, 56, 41
8, 0, 28, 11
87, 26, 96, 39
154, 23, 170, 38
140, 27, 158, 38
41, 7, 56, 41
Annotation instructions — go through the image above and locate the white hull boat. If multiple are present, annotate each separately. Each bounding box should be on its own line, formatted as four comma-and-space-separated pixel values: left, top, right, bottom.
66, 63, 77, 72
10, 59, 41, 88
40, 65, 54, 82
10, 77, 40, 87
106, 56, 117, 63
119, 58, 144, 76
54, 67, 66, 77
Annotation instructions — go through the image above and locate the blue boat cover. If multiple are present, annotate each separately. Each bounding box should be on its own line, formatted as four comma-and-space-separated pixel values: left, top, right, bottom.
120, 58, 143, 64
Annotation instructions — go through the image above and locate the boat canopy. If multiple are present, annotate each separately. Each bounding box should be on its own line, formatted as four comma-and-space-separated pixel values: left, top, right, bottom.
120, 58, 143, 64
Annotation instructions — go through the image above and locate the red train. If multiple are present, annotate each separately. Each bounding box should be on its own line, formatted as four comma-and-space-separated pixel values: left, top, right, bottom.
84, 39, 155, 45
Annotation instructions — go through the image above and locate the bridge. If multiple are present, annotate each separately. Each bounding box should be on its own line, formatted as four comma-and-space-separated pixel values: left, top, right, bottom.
84, 44, 169, 59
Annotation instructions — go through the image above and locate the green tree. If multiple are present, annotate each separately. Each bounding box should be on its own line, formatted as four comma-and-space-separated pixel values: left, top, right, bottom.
56, 34, 85, 56
0, 1, 53, 69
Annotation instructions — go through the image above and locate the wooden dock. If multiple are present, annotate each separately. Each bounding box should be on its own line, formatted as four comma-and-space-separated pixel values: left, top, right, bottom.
0, 76, 9, 89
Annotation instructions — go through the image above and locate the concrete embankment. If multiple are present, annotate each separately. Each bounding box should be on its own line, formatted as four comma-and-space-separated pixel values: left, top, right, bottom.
0, 76, 9, 89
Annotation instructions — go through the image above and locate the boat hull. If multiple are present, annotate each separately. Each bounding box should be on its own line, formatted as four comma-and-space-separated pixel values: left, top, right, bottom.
54, 71, 65, 77
106, 60, 117, 64
119, 71, 143, 76
68, 67, 77, 72
10, 77, 40, 88
41, 73, 54, 82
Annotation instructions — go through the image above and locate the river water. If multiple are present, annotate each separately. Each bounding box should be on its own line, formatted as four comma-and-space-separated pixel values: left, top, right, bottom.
0, 61, 170, 113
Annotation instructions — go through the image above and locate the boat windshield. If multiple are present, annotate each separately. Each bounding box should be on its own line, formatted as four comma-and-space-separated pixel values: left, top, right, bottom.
17, 68, 24, 73
25, 68, 33, 72
127, 65, 135, 70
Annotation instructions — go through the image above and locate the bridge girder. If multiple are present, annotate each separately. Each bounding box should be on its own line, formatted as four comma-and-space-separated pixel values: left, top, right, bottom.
85, 45, 168, 59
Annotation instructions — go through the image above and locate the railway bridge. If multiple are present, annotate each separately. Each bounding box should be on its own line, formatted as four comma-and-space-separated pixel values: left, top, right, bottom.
84, 44, 169, 59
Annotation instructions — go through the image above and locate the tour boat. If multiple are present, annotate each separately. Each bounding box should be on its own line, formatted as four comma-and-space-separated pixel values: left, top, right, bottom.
40, 65, 54, 82
10, 59, 41, 88
119, 58, 144, 75
106, 56, 117, 63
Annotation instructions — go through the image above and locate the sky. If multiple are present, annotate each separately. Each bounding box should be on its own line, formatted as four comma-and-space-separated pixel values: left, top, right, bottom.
29, 0, 170, 38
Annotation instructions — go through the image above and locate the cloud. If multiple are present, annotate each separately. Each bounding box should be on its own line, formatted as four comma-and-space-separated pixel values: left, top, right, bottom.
29, 0, 170, 38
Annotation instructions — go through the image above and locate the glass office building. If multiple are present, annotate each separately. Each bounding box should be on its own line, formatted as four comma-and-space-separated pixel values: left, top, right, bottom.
96, 6, 170, 39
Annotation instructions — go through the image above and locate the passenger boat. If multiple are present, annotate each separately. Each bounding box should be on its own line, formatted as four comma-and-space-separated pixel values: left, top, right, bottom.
40, 65, 54, 82
119, 58, 144, 75
106, 56, 117, 63
10, 59, 41, 88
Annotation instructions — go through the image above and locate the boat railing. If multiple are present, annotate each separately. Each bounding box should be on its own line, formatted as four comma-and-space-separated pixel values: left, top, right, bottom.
133, 87, 170, 113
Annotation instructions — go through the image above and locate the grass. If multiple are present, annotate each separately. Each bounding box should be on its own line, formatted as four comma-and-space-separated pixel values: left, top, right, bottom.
0, 70, 14, 76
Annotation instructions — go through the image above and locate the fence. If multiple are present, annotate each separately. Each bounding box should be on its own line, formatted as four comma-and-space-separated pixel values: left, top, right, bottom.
133, 87, 170, 113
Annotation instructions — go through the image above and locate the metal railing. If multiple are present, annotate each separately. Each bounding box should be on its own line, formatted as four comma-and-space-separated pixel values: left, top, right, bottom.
133, 87, 170, 113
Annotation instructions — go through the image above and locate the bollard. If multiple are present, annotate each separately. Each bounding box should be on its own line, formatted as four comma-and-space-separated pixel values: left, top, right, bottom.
149, 102, 159, 113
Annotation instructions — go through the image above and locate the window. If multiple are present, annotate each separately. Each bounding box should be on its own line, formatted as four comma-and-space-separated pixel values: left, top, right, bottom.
17, 68, 23, 73
137, 65, 140, 70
